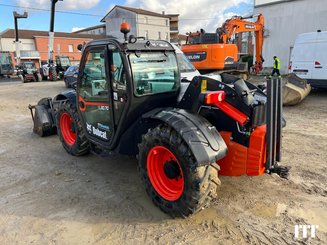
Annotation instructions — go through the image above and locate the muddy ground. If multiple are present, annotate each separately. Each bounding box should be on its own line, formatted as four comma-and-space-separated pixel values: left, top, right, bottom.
0, 79, 326, 245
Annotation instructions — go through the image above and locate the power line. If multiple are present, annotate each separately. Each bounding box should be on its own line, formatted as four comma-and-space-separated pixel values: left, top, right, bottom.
0, 3, 103, 17
0, 3, 232, 21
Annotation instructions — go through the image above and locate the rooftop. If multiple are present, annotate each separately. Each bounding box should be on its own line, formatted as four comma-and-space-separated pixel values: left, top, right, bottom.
72, 24, 106, 34
101, 5, 170, 22
0, 29, 108, 39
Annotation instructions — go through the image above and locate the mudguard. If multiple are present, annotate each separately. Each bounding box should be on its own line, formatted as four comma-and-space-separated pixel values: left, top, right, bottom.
28, 97, 56, 137
143, 108, 228, 166
53, 89, 77, 107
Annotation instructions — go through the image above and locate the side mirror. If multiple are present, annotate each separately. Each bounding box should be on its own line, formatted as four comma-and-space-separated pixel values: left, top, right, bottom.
77, 44, 83, 51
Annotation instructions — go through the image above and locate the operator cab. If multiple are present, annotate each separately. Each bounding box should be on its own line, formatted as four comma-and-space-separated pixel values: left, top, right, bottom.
76, 22, 180, 150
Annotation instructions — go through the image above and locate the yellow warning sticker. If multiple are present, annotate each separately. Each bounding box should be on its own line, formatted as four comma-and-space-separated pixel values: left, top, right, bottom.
202, 44, 208, 49
201, 80, 207, 92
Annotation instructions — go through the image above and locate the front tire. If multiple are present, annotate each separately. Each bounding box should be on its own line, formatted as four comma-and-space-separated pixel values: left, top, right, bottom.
57, 101, 89, 156
138, 124, 220, 218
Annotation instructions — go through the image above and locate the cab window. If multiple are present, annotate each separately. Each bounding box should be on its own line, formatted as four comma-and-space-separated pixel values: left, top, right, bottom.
129, 52, 179, 96
80, 49, 107, 100
78, 47, 113, 142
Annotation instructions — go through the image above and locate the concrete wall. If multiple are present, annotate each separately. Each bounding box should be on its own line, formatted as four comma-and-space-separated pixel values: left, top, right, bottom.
104, 7, 170, 40
34, 36, 92, 62
77, 27, 106, 35
254, 0, 327, 73
105, 8, 137, 38
255, 0, 286, 6
137, 14, 170, 40
0, 38, 35, 52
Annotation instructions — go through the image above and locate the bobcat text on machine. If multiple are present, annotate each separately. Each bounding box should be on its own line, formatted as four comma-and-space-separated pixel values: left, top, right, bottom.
28, 22, 286, 217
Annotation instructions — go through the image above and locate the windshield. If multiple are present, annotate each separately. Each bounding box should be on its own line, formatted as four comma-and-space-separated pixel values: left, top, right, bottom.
59, 57, 71, 66
23, 62, 34, 69
176, 53, 197, 73
0, 53, 11, 65
187, 35, 200, 44
129, 52, 179, 96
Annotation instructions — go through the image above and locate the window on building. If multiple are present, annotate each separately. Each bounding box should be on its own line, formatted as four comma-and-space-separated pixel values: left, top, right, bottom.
144, 17, 148, 24
68, 44, 74, 53
158, 32, 161, 40
145, 30, 149, 40
166, 19, 169, 26
165, 32, 169, 41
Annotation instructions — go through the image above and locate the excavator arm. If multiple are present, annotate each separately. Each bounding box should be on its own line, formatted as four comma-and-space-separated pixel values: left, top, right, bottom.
219, 14, 265, 65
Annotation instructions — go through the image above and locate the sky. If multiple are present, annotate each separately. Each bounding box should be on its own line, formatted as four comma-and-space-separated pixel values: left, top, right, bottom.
0, 0, 254, 34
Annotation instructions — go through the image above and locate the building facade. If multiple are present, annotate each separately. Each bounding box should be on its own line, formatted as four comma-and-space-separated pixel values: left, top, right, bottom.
167, 14, 179, 43
0, 29, 106, 67
73, 24, 106, 35
254, 0, 327, 73
101, 5, 171, 41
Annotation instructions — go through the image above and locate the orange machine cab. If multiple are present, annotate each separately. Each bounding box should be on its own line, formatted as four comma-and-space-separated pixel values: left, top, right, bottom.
218, 125, 267, 176
181, 44, 238, 71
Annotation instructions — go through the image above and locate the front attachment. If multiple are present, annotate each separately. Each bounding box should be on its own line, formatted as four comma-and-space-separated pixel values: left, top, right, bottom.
28, 97, 57, 137
266, 78, 290, 178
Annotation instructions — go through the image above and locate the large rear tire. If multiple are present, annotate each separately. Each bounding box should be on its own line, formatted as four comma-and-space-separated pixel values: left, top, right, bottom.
138, 124, 220, 218
49, 69, 57, 81
57, 101, 89, 156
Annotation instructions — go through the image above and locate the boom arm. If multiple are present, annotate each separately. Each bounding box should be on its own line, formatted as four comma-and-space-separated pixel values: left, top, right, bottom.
219, 14, 265, 64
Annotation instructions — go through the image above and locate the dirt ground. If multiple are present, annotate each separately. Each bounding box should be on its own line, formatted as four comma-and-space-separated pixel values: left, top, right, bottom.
0, 79, 326, 245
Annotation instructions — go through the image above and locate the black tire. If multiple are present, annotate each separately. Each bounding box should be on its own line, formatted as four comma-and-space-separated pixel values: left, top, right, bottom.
56, 101, 89, 156
49, 69, 57, 81
138, 124, 220, 218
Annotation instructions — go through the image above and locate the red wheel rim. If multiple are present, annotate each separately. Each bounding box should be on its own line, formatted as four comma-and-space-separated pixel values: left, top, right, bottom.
60, 112, 76, 145
147, 146, 184, 201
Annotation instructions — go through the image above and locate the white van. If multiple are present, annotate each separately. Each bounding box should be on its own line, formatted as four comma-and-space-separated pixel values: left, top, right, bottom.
289, 30, 327, 88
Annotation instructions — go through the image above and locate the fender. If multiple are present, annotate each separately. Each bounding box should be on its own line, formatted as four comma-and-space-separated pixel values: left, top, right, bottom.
53, 89, 77, 106
143, 108, 228, 166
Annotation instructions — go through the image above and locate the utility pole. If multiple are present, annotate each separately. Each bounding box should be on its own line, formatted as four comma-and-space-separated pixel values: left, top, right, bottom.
13, 11, 28, 66
48, 0, 62, 65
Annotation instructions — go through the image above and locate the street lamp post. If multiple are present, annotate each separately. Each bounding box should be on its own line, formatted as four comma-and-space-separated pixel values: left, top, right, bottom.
13, 11, 28, 66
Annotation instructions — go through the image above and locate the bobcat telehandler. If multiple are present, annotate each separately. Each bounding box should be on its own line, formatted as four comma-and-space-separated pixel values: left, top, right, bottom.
28, 22, 287, 217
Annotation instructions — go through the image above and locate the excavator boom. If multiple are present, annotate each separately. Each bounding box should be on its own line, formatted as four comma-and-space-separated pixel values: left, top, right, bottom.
220, 14, 265, 65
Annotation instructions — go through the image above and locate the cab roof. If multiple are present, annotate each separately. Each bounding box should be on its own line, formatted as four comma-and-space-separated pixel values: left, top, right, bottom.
85, 37, 175, 52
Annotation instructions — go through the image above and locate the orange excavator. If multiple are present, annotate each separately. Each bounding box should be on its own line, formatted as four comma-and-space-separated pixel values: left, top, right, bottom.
181, 14, 265, 75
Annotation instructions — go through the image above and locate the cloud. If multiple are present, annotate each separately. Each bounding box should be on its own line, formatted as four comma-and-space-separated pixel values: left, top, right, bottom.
15, 0, 101, 10
124, 0, 253, 34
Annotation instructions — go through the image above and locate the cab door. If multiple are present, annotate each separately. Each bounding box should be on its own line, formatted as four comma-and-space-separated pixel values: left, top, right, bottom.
108, 44, 128, 126
77, 45, 114, 144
